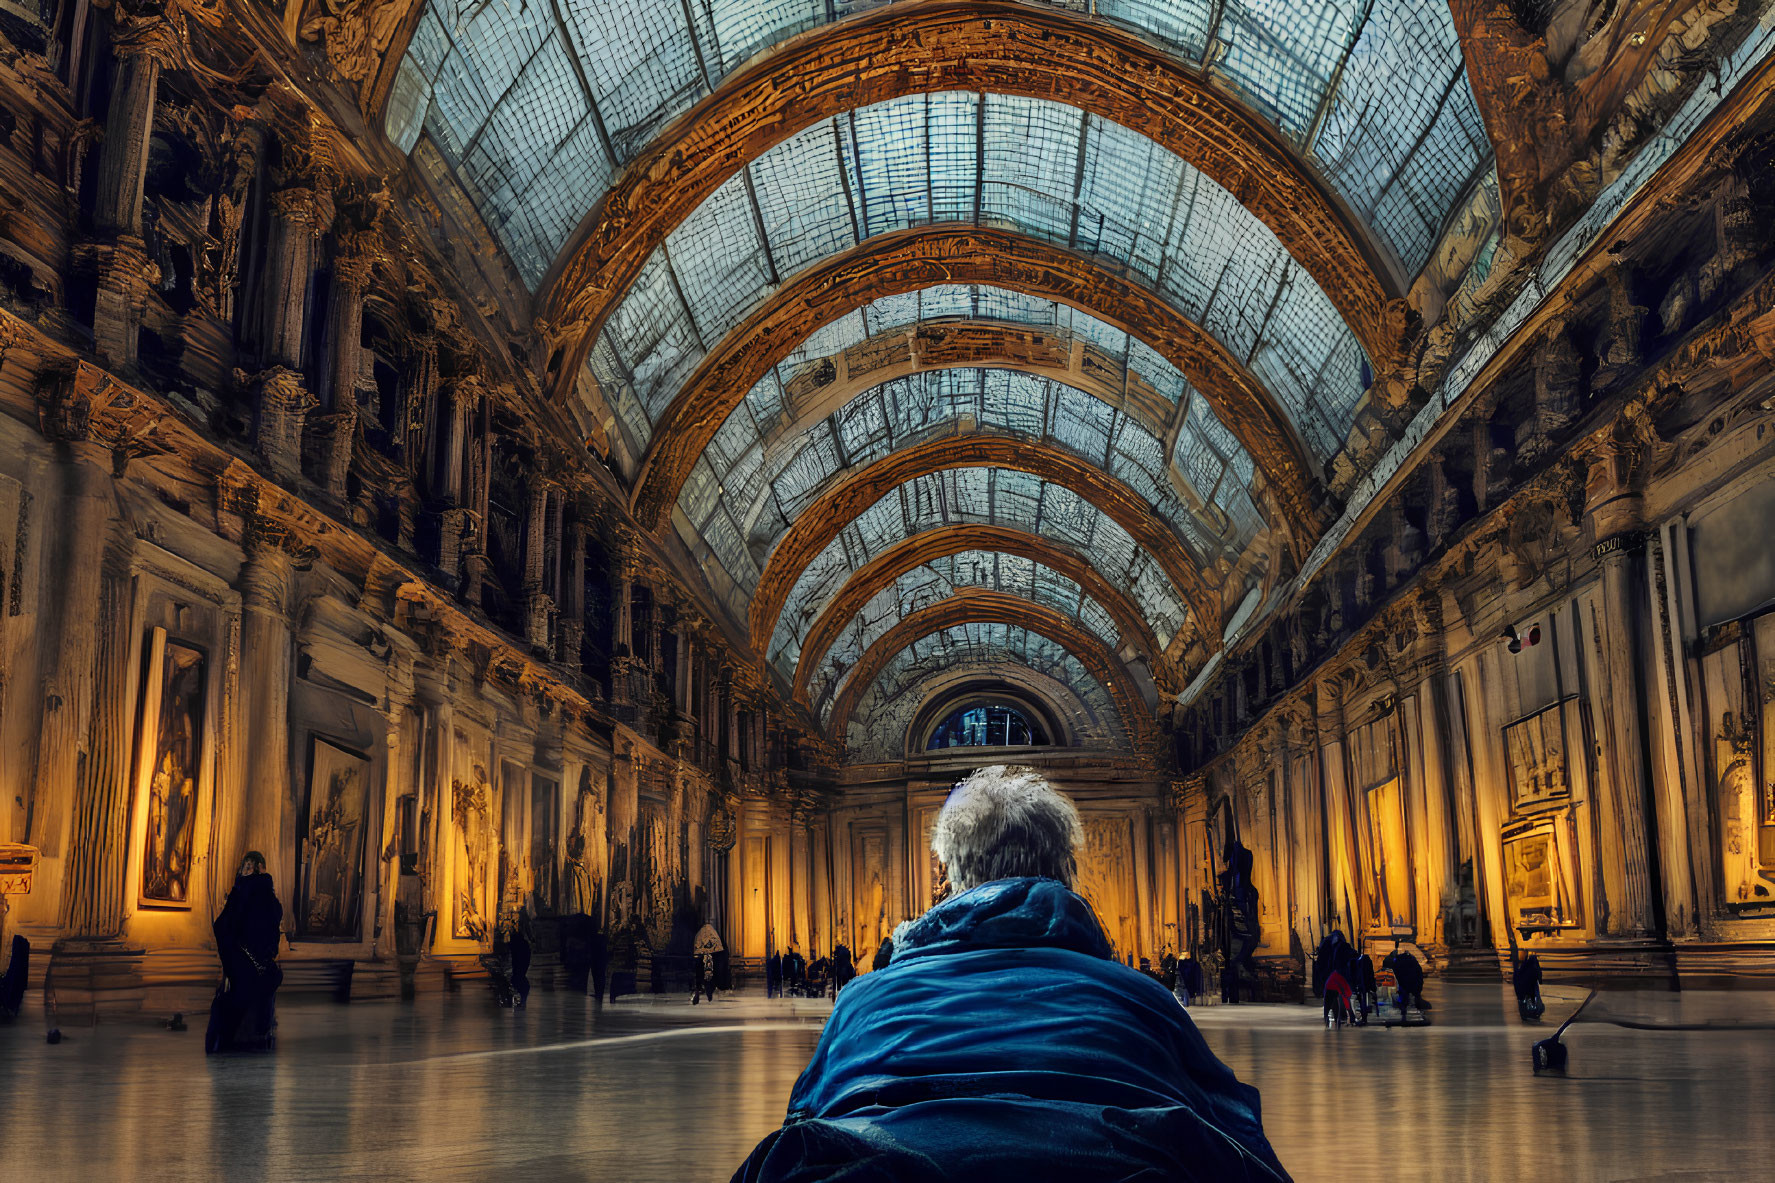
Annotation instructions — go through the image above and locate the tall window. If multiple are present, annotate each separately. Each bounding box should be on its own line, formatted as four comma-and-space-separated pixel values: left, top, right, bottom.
927, 704, 1048, 750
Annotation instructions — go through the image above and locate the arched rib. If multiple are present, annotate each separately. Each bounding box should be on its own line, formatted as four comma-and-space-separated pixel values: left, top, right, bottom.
538, 0, 1403, 379
826, 589, 1153, 745
746, 430, 1221, 660
631, 226, 1333, 540
769, 320, 1177, 450
793, 524, 1175, 706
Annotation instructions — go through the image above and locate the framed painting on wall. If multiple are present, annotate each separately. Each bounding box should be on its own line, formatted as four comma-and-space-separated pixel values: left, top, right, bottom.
1365, 777, 1413, 930
297, 737, 373, 941
452, 763, 491, 941
132, 628, 208, 909
1501, 817, 1580, 931
1503, 700, 1573, 812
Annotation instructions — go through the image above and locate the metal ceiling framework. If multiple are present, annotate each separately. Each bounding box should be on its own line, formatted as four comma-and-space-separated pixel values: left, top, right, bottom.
805, 550, 1128, 717
766, 461, 1200, 689
625, 226, 1333, 537
676, 301, 1269, 599
791, 523, 1175, 707
687, 363, 1250, 604
388, 0, 1495, 752
746, 433, 1223, 661
823, 591, 1153, 744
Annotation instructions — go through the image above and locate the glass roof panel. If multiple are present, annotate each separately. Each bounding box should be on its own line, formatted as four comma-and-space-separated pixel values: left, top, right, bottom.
841, 623, 1125, 760
806, 550, 1123, 710
763, 469, 1190, 682
680, 366, 1243, 596
596, 92, 1371, 477
394, 1, 1487, 291
1213, 1, 1362, 139
673, 281, 1271, 587
1310, 0, 1493, 274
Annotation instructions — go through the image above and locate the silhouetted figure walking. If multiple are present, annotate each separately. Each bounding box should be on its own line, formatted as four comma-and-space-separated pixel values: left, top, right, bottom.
206, 853, 283, 1053
0, 935, 27, 1019
831, 942, 854, 991
510, 911, 532, 1008
1514, 954, 1545, 1021
1385, 946, 1430, 1017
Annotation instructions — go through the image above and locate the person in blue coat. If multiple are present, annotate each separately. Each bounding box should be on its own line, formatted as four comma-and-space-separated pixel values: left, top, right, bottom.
733, 765, 1289, 1182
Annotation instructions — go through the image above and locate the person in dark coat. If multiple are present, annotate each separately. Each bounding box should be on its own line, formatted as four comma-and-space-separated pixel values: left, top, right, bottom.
206, 852, 283, 1054
1347, 949, 1376, 1024
734, 765, 1288, 1182
1513, 954, 1545, 1021
509, 910, 533, 1008
830, 942, 854, 991
765, 951, 782, 998
590, 926, 610, 1001
0, 934, 27, 1019
1386, 946, 1429, 1016
1179, 953, 1205, 1005
1311, 931, 1346, 999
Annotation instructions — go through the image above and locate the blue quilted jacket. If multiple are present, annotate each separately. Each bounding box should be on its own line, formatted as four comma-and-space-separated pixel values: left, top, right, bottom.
733, 877, 1290, 1182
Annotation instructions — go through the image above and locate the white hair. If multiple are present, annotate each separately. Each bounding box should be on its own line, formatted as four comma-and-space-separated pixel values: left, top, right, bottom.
931, 765, 1083, 892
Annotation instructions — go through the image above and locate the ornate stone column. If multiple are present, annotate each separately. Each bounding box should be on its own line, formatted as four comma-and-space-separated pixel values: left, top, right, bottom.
608, 530, 641, 711
522, 479, 555, 655
207, 610, 248, 910
58, 545, 135, 938
557, 522, 586, 670
412, 661, 454, 930
85, 0, 181, 367
434, 378, 472, 583
250, 179, 331, 483
373, 650, 416, 959
26, 373, 121, 862
1587, 432, 1657, 936
315, 237, 375, 503
237, 529, 298, 912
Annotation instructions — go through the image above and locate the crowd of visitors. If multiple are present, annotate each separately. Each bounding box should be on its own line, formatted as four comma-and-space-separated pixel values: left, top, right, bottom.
763, 941, 856, 998
1311, 930, 1434, 1027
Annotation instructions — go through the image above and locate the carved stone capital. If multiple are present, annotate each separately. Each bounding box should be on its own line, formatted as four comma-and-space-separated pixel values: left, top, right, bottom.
109, 0, 187, 68
609, 654, 648, 678
240, 365, 316, 484
269, 185, 334, 237
526, 589, 556, 654
237, 551, 294, 618
556, 619, 584, 668
34, 360, 137, 444
331, 241, 378, 291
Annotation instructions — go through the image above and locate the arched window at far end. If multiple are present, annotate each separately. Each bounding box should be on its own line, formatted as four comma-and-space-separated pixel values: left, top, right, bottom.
926, 704, 1049, 750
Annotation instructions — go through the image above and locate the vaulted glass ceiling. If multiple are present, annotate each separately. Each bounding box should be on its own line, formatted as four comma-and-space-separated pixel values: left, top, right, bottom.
770, 469, 1193, 680
383, 0, 1495, 738
807, 551, 1126, 714
388, 0, 1487, 289
677, 366, 1263, 600
843, 622, 1125, 762
589, 92, 1374, 464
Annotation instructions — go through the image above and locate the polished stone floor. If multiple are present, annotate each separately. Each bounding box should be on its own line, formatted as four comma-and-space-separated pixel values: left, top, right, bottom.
2, 980, 1772, 1181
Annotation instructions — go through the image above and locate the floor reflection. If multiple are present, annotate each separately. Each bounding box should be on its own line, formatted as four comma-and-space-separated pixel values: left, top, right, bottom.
2, 983, 1771, 1180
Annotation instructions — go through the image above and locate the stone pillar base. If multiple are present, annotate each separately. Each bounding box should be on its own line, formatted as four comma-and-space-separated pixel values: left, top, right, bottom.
44, 939, 147, 1026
